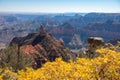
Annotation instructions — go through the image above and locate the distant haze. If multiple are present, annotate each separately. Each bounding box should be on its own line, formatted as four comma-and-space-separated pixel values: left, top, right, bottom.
0, 0, 120, 13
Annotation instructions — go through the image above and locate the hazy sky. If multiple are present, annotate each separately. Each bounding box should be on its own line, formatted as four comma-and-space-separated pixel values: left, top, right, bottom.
0, 0, 120, 13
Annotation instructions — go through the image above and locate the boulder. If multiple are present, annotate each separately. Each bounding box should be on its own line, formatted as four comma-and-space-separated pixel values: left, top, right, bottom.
88, 37, 104, 47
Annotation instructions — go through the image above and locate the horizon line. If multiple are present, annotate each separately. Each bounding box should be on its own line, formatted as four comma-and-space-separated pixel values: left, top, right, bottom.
0, 11, 120, 14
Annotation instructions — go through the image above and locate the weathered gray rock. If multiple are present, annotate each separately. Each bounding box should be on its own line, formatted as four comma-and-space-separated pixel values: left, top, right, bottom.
88, 37, 104, 47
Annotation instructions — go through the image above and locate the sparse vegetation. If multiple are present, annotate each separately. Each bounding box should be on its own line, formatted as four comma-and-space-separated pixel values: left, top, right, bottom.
0, 45, 33, 71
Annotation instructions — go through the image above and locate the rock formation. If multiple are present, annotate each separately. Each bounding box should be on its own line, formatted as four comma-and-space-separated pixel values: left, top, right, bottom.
10, 26, 74, 68
40, 25, 46, 35
87, 37, 104, 55
88, 37, 104, 48
68, 34, 83, 49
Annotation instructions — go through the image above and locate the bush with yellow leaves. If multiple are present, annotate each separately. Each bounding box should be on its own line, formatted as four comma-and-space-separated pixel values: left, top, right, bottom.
0, 47, 120, 80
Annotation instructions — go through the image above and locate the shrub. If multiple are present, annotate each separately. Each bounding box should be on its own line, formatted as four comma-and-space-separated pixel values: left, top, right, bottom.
0, 45, 33, 71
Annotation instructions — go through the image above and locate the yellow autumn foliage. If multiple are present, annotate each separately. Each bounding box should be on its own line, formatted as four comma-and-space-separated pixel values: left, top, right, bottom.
0, 47, 120, 80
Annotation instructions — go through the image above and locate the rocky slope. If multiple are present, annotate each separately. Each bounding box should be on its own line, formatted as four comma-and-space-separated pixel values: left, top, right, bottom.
81, 20, 120, 42
45, 23, 82, 48
10, 26, 74, 68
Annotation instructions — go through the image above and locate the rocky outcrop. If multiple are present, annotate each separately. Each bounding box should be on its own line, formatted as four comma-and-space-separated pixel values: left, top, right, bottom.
68, 34, 83, 49
87, 37, 104, 55
88, 37, 104, 47
10, 26, 74, 68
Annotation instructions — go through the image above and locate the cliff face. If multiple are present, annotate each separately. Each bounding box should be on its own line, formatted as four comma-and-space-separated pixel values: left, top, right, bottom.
45, 23, 82, 48
81, 20, 120, 42
10, 26, 74, 68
